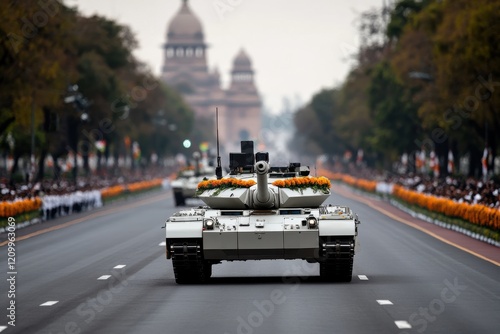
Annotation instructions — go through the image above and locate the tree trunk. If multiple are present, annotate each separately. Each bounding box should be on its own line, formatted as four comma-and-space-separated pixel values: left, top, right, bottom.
36, 149, 47, 182
435, 137, 448, 178
468, 145, 481, 178
53, 157, 61, 181
9, 153, 20, 186
83, 151, 89, 177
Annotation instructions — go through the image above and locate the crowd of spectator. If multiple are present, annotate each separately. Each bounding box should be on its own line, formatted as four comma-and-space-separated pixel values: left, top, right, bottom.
0, 165, 174, 203
395, 175, 500, 209
3, 163, 500, 211
330, 162, 500, 209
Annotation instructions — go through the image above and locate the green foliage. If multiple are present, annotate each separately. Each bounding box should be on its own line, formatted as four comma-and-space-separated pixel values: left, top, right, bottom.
368, 61, 420, 164
335, 67, 373, 153
294, 0, 500, 175
387, 0, 433, 40
0, 0, 194, 180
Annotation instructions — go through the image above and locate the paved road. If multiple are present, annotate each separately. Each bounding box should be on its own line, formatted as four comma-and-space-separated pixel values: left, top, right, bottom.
0, 190, 499, 334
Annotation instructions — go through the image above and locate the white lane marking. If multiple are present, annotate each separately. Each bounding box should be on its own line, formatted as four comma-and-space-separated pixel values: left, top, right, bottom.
377, 300, 393, 305
114, 265, 126, 269
97, 275, 112, 280
358, 275, 369, 280
159, 241, 166, 246
395, 321, 412, 329
40, 301, 59, 306
0, 326, 8, 332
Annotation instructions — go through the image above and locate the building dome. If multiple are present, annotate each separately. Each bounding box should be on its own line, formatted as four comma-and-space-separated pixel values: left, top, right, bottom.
167, 0, 204, 46
232, 49, 253, 73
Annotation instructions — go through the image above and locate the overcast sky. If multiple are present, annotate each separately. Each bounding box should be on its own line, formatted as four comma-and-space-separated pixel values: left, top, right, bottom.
65, 0, 382, 113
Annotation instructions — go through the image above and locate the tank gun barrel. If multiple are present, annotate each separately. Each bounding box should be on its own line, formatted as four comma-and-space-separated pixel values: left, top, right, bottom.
253, 161, 275, 208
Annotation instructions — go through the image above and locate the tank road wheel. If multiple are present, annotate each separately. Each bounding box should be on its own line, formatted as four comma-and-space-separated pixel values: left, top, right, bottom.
171, 241, 211, 284
173, 189, 185, 206
320, 238, 354, 282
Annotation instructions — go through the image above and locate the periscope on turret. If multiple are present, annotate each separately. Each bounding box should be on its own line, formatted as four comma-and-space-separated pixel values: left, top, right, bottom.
164, 141, 360, 284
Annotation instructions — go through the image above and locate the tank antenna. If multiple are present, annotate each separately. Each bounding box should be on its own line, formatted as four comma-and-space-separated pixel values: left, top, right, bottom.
215, 107, 223, 179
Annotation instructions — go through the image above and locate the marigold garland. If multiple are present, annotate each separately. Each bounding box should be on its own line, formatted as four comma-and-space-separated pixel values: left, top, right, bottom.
272, 176, 331, 194
196, 178, 256, 196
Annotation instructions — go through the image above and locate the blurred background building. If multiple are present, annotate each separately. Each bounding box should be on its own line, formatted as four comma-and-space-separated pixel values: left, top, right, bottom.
161, 0, 262, 152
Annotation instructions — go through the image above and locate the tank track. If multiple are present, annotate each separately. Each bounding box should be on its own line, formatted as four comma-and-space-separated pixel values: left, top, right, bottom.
171, 240, 211, 284
173, 189, 185, 206
319, 237, 354, 282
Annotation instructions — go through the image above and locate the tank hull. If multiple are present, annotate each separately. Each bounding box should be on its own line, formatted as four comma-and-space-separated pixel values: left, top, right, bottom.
165, 206, 359, 283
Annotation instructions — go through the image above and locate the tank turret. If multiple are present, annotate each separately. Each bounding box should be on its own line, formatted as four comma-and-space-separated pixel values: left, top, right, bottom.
196, 141, 330, 209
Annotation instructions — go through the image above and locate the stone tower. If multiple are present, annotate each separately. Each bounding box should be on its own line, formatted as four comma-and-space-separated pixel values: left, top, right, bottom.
225, 49, 261, 146
161, 0, 262, 152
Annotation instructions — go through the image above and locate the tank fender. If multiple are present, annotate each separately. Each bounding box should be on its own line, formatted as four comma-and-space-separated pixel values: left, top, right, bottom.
166, 221, 203, 239
318, 219, 356, 236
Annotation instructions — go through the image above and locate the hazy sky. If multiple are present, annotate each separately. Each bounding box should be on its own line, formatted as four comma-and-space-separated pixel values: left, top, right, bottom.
65, 0, 382, 113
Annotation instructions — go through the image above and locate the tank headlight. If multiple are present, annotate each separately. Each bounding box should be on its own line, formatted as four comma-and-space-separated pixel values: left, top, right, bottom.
307, 217, 318, 229
205, 218, 215, 230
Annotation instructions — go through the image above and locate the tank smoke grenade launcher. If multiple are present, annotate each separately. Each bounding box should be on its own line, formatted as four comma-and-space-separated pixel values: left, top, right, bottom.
164, 140, 361, 283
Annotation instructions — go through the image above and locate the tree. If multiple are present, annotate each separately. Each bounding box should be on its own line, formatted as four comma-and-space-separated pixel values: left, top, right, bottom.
368, 61, 420, 167
392, 0, 500, 176
0, 1, 196, 183
0, 1, 79, 182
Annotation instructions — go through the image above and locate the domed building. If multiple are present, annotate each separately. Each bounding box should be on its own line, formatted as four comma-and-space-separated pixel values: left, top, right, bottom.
161, 0, 262, 151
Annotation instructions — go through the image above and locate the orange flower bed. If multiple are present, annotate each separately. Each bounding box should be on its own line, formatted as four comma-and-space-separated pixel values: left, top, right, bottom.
319, 169, 499, 232
393, 185, 500, 231
0, 197, 42, 218
324, 171, 376, 193
100, 185, 126, 199
101, 178, 163, 199
127, 179, 163, 192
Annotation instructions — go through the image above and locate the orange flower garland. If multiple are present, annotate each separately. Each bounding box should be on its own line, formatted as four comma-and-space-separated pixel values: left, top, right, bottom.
196, 178, 256, 195
272, 176, 331, 194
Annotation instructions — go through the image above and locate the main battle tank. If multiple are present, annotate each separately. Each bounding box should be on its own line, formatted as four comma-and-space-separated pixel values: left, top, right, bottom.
164, 141, 360, 283
170, 165, 214, 206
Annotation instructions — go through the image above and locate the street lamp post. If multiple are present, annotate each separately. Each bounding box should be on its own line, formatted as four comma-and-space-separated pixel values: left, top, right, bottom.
64, 84, 90, 183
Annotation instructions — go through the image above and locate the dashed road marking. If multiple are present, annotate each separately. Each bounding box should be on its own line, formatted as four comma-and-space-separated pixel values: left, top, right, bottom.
159, 241, 166, 246
377, 300, 393, 305
395, 321, 412, 329
0, 326, 8, 332
40, 301, 59, 307
97, 275, 112, 280
358, 275, 369, 280
114, 265, 126, 269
